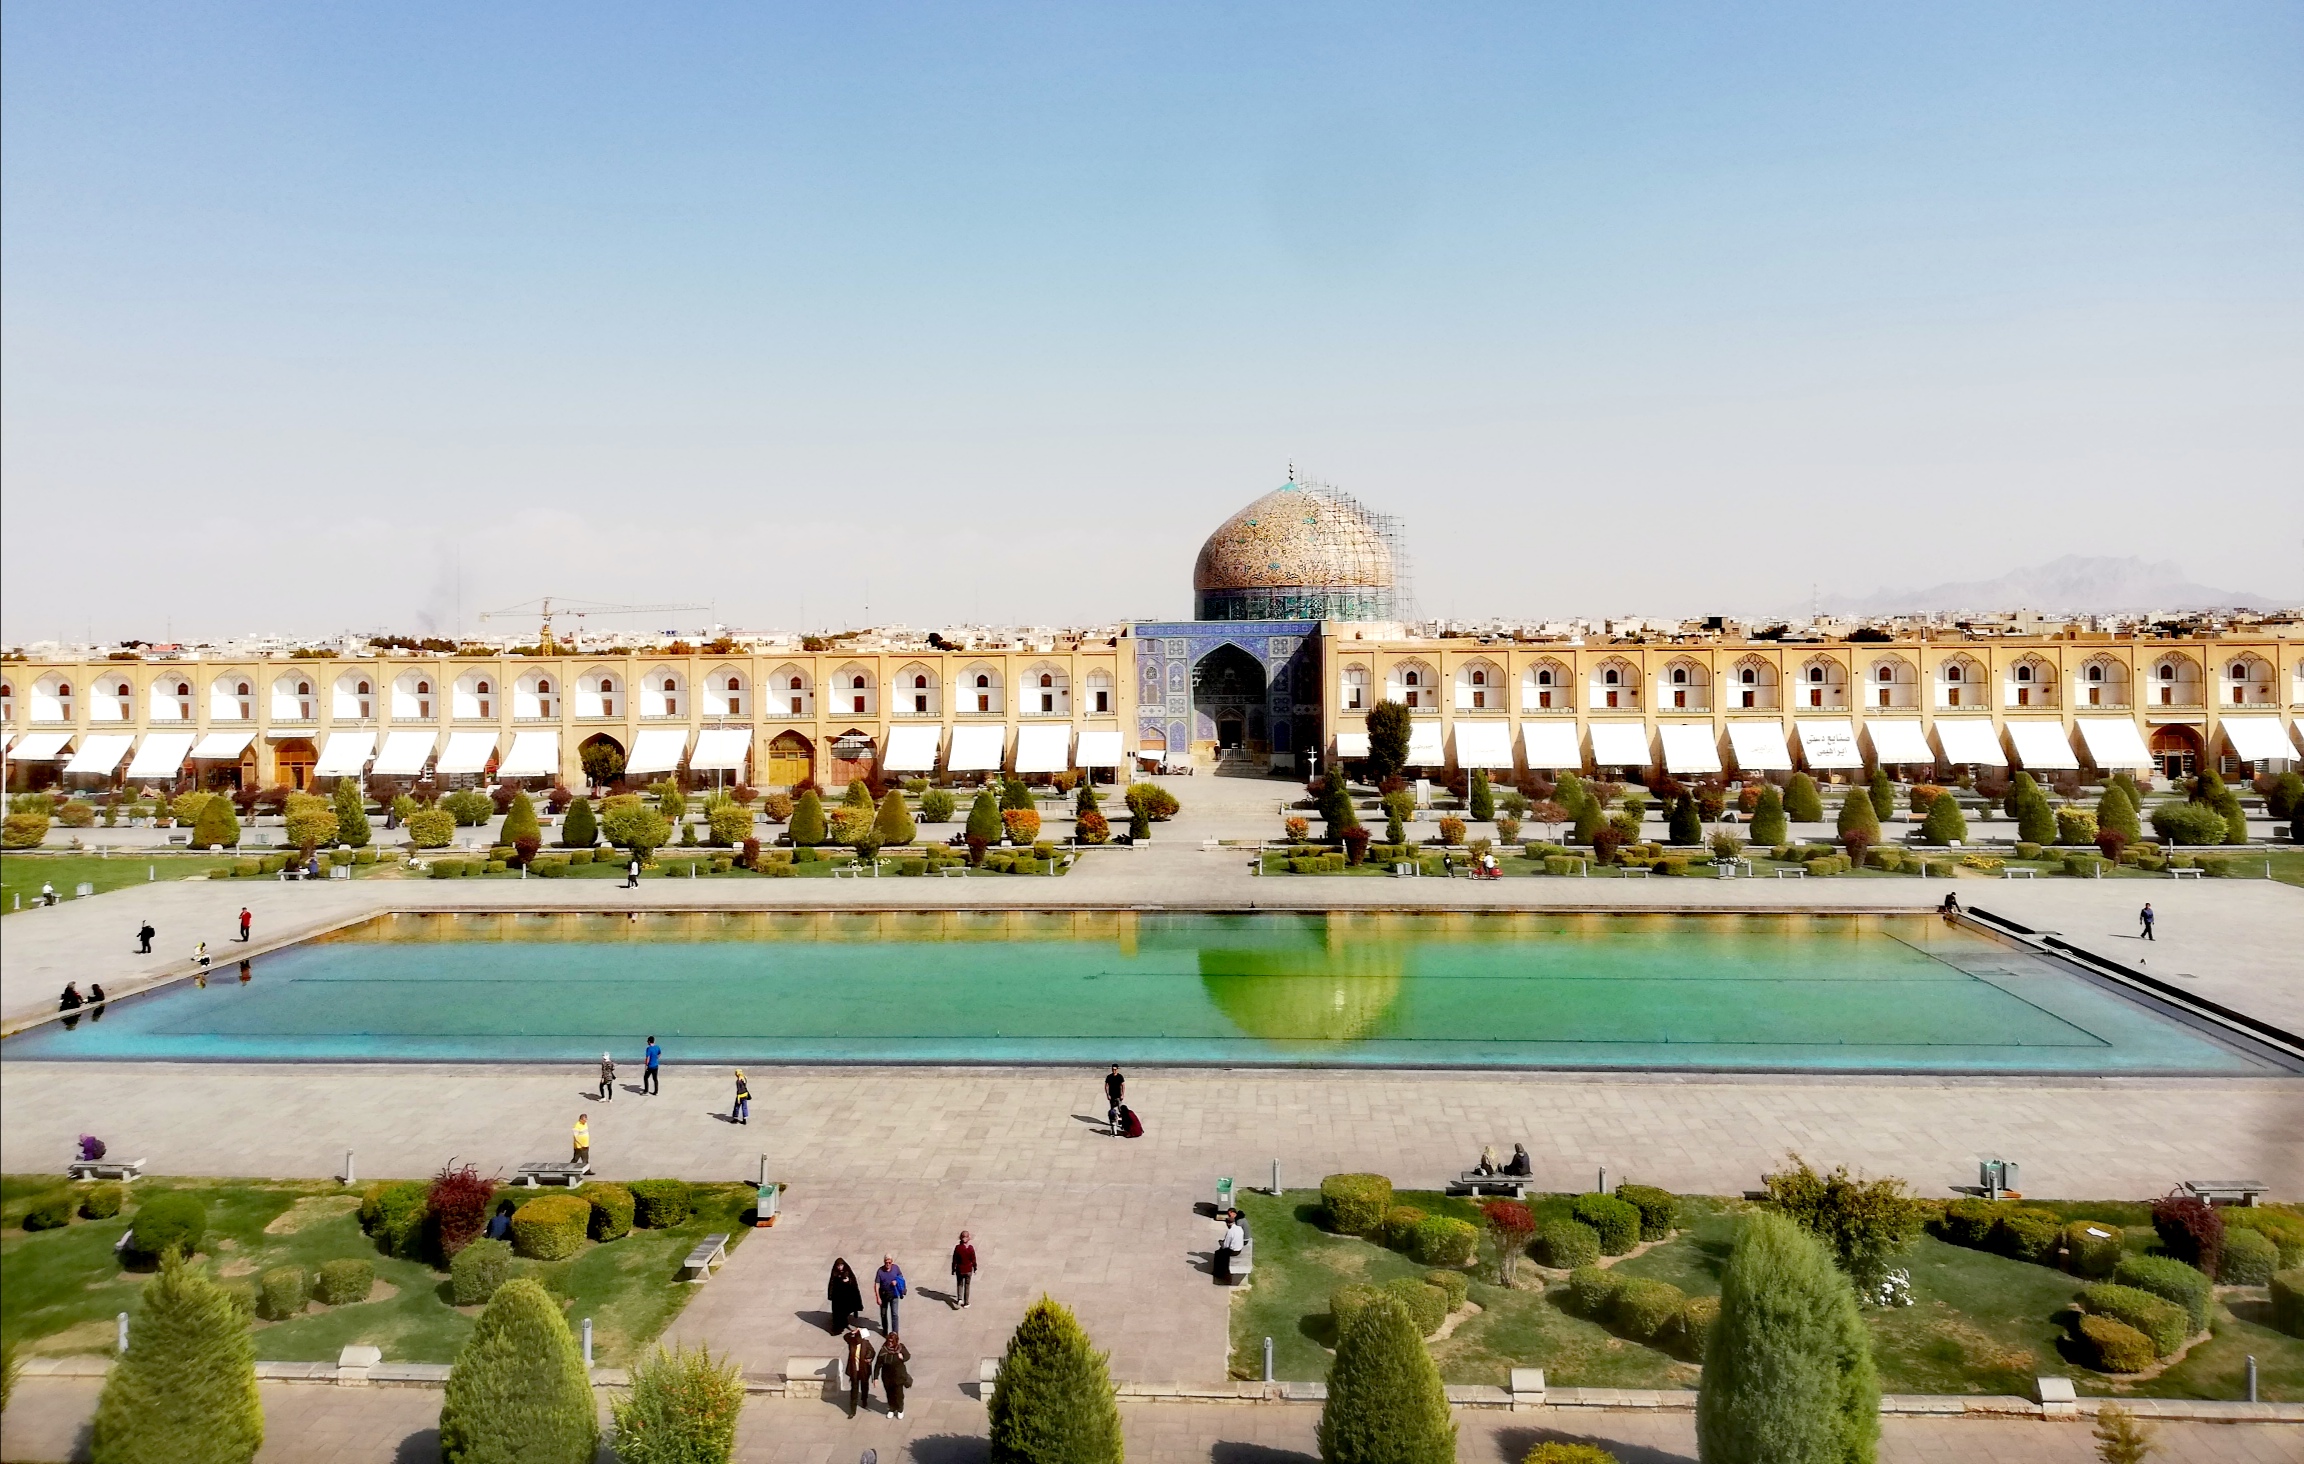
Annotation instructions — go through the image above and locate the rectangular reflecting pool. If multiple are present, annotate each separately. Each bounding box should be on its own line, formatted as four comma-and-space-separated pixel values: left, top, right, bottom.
6, 910, 2278, 1073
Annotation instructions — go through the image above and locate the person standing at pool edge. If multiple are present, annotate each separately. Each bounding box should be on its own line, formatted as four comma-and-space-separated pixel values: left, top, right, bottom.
237, 907, 252, 942
729, 1069, 750, 1125
572, 1113, 590, 1166
2139, 903, 2155, 941
1104, 1065, 1125, 1135
643, 1036, 661, 1094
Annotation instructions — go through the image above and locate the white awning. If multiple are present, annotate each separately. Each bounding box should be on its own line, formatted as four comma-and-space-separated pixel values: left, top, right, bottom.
948, 724, 1006, 772
2005, 720, 2077, 770
495, 730, 560, 779
1726, 721, 1793, 771
689, 728, 753, 773
1015, 724, 1073, 773
1863, 719, 1933, 766
1589, 721, 1652, 768
1658, 723, 1722, 774
2219, 716, 2295, 763
64, 733, 134, 776
1077, 729, 1123, 768
2075, 718, 2154, 770
1795, 718, 1863, 770
1521, 722, 1583, 770
8, 732, 75, 761
1405, 722, 1445, 766
371, 731, 439, 776
624, 727, 690, 777
1334, 732, 1371, 758
883, 725, 942, 772
188, 731, 256, 760
433, 731, 500, 776
1454, 721, 1516, 769
313, 731, 376, 778
125, 732, 197, 780
1933, 718, 2007, 767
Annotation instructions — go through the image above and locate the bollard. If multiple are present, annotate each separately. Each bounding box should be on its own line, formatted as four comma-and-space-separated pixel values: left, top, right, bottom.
760, 1153, 771, 1186
1272, 1159, 1281, 1196
583, 1317, 594, 1367
343, 1149, 356, 1187
1597, 1165, 1606, 1195
2248, 1354, 2258, 1403
149, 865, 155, 882
117, 1311, 129, 1353
1263, 1336, 1274, 1384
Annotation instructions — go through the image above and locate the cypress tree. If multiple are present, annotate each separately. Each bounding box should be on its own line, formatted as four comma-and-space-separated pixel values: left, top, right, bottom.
1364, 700, 1411, 785
439, 1278, 597, 1464
1001, 778, 1034, 812
191, 795, 241, 850
2097, 784, 2140, 843
1317, 1293, 1455, 1464
1868, 769, 1895, 823
1669, 793, 1703, 846
1750, 786, 1788, 845
872, 788, 916, 848
1554, 771, 1588, 816
1921, 792, 1968, 846
331, 777, 371, 848
2012, 774, 2056, 845
90, 1252, 263, 1464
967, 788, 1003, 846
500, 790, 539, 848
1835, 787, 1881, 842
1572, 797, 1605, 847
986, 1296, 1122, 1464
1468, 770, 1494, 822
1319, 768, 1358, 838
843, 779, 874, 810
560, 796, 597, 848
1696, 1211, 1880, 1464
1784, 774, 1823, 824
789, 789, 827, 847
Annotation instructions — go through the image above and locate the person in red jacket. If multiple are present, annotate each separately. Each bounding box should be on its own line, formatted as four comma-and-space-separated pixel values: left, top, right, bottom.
949, 1230, 978, 1309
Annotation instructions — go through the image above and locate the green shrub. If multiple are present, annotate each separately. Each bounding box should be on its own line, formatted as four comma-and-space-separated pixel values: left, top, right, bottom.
440, 1278, 598, 1464
358, 1181, 427, 1260
2080, 1283, 2189, 1357
79, 1182, 126, 1220
1321, 1174, 1393, 1236
1411, 1215, 1479, 1268
451, 1238, 516, 1306
1937, 1197, 2002, 1249
257, 1264, 309, 1320
2063, 1220, 2124, 1278
1424, 1269, 1470, 1312
2151, 801, 2230, 846
1384, 1275, 1450, 1336
1695, 1211, 1879, 1464
1609, 1277, 1689, 1344
1317, 1294, 1456, 1464
1331, 1283, 1384, 1338
1614, 1184, 1679, 1241
628, 1180, 693, 1229
2273, 1271, 2304, 1338
2077, 1314, 2157, 1374
1679, 1295, 1720, 1358
23, 1191, 73, 1230
509, 1194, 590, 1261
126, 1191, 207, 1260
2112, 1255, 2211, 1334
1567, 1265, 1623, 1316
90, 1253, 263, 1464
1538, 1219, 1601, 1269
987, 1295, 1124, 1464
2221, 1226, 2279, 1286
1749, 786, 1788, 844
1993, 1208, 2064, 1264
587, 1183, 635, 1241
483, 859, 507, 873
2014, 841, 2043, 860
2, 812, 51, 848
1381, 1205, 1427, 1250
1522, 1446, 1620, 1464
611, 1344, 745, 1464
1570, 1193, 1641, 1256
332, 777, 371, 849
313, 1259, 373, 1306
2225, 1208, 2304, 1270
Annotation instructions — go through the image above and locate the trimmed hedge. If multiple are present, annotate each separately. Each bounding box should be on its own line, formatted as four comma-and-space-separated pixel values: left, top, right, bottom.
1614, 1184, 1679, 1241
628, 1180, 693, 1230
1538, 1219, 1601, 1269
1424, 1269, 1469, 1312
1993, 1208, 2063, 1265
2222, 1227, 2279, 1286
1608, 1277, 1688, 1344
2111, 1255, 2211, 1334
126, 1191, 206, 1259
1524, 1446, 1621, 1464
587, 1183, 635, 1241
1679, 1295, 1720, 1358
2273, 1271, 2304, 1339
1411, 1215, 1478, 1268
1331, 1283, 1383, 1338
360, 1180, 428, 1260
1384, 1206, 1428, 1251
2225, 1208, 2304, 1270
23, 1192, 73, 1231
1937, 1198, 2004, 1249
314, 1258, 374, 1305
439, 1278, 598, 1464
509, 1194, 591, 1261
1567, 1265, 1622, 1316
2081, 1283, 2188, 1357
1321, 1174, 1393, 1237
2077, 1314, 2156, 1374
452, 1238, 516, 1305
79, 1183, 126, 1220
1383, 1275, 1450, 1336
1570, 1193, 1641, 1256
257, 1264, 309, 1320
2063, 1220, 2123, 1279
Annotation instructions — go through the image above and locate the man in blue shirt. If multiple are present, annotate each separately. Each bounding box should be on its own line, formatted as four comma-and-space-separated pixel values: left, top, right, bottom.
643, 1035, 662, 1094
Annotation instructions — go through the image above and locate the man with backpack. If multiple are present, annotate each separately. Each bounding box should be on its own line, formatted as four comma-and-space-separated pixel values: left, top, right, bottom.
874, 1255, 906, 1335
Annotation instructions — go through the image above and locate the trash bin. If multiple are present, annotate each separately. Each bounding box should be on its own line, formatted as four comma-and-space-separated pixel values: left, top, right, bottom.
756, 1182, 779, 1228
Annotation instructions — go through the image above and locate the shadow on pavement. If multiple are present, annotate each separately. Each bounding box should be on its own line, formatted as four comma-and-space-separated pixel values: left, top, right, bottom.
1492, 1425, 1692, 1464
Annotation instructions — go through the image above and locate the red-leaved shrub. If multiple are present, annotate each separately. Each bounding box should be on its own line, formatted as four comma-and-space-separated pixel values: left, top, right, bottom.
428, 1163, 496, 1263
2150, 1195, 2224, 1278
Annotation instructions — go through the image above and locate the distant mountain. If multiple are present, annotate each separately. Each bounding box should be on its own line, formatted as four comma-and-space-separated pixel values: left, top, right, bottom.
1821, 556, 2284, 617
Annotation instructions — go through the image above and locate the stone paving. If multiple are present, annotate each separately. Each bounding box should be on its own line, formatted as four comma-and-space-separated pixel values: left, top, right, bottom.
4, 1378, 2301, 1464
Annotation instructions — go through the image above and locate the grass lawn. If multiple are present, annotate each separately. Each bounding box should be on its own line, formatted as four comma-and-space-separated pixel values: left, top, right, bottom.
0, 1174, 754, 1365
1228, 1190, 2304, 1400
2, 853, 249, 914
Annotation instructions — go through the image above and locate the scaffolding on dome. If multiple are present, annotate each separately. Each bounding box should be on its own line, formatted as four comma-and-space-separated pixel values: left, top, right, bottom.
1295, 476, 1416, 622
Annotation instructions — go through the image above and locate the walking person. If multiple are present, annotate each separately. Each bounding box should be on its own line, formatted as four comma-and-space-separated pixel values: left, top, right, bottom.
842, 1327, 876, 1418
827, 1258, 864, 1333
949, 1231, 977, 1309
625, 856, 641, 888
571, 1113, 591, 1167
642, 1036, 661, 1094
136, 921, 155, 954
2139, 902, 2156, 941
1104, 1064, 1126, 1135
729, 1069, 750, 1125
877, 1331, 911, 1420
597, 1052, 617, 1102
874, 1256, 906, 1336
237, 907, 252, 942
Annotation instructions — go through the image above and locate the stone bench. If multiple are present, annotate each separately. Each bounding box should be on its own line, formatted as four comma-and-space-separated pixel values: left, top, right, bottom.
2003, 868, 2036, 879
1446, 1172, 1528, 1198
2181, 1179, 2270, 1206
784, 1357, 835, 1399
515, 1160, 590, 1188
2169, 867, 2204, 879
681, 1232, 730, 1283
69, 1157, 145, 1183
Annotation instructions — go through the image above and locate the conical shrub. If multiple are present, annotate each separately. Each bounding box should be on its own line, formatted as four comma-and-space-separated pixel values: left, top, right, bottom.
2097, 784, 2141, 843
843, 779, 875, 810
987, 1295, 1122, 1464
1669, 794, 1703, 846
1317, 1292, 1455, 1464
1835, 787, 1880, 842
1921, 793, 1967, 846
500, 790, 539, 848
1750, 786, 1788, 845
438, 1278, 597, 1464
967, 788, 1003, 846
191, 795, 241, 850
2012, 774, 2056, 846
1696, 1211, 1880, 1464
332, 777, 371, 848
1868, 769, 1895, 823
1784, 774, 1822, 824
1469, 770, 1494, 823
560, 796, 597, 848
90, 1252, 263, 1464
873, 788, 916, 848
789, 789, 827, 847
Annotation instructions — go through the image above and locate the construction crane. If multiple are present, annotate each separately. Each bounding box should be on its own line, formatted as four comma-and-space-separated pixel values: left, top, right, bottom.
478, 597, 713, 652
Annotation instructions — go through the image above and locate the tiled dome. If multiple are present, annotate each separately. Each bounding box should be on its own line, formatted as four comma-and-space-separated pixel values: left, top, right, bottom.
1192, 484, 1395, 595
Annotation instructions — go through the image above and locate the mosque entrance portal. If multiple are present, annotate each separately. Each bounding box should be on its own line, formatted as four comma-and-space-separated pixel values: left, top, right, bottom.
1193, 644, 1267, 760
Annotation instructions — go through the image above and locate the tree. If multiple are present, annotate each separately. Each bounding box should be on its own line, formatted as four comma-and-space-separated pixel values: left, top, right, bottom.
1669, 794, 1703, 847
600, 797, 671, 860
320, 779, 367, 848
580, 739, 626, 788
1697, 1211, 1879, 1464
967, 788, 1003, 856
1000, 778, 1034, 812
1761, 1155, 1923, 1292
2012, 773, 2057, 846
2097, 784, 2141, 843
788, 789, 827, 847
191, 795, 241, 850
1317, 1293, 1455, 1464
560, 796, 598, 848
90, 1252, 263, 1464
653, 779, 689, 821
1318, 768, 1358, 838
2091, 1403, 2155, 1464
1920, 792, 1967, 846
439, 1278, 597, 1464
1868, 769, 1895, 824
500, 790, 540, 850
1835, 787, 1880, 845
986, 1296, 1122, 1464
1364, 700, 1411, 785
1382, 788, 1415, 845
1750, 786, 1788, 845
1783, 774, 1822, 824
1572, 796, 1606, 847
1469, 769, 1494, 822
844, 779, 875, 810
612, 1344, 744, 1464
281, 792, 339, 856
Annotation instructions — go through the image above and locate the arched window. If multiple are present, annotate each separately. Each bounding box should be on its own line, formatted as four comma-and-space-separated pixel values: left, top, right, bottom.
1741, 668, 1756, 685
1878, 666, 1894, 682
1671, 667, 1687, 684
1603, 668, 1619, 686
238, 681, 254, 719
2015, 665, 2033, 683
1946, 666, 1962, 682
2159, 664, 2174, 681
1537, 669, 1554, 685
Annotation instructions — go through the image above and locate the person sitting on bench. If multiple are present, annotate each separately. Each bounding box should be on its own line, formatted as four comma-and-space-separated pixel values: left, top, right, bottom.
1503, 1143, 1532, 1177
1474, 1144, 1500, 1176
78, 1134, 107, 1163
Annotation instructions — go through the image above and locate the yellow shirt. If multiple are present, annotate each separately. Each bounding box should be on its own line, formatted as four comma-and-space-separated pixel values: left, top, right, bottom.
572, 1120, 590, 1147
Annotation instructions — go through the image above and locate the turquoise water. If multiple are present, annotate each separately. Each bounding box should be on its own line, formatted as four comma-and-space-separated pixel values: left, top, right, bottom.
6, 911, 2270, 1073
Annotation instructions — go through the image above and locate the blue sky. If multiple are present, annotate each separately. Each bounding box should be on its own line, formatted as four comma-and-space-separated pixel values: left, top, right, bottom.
4, 2, 2298, 641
